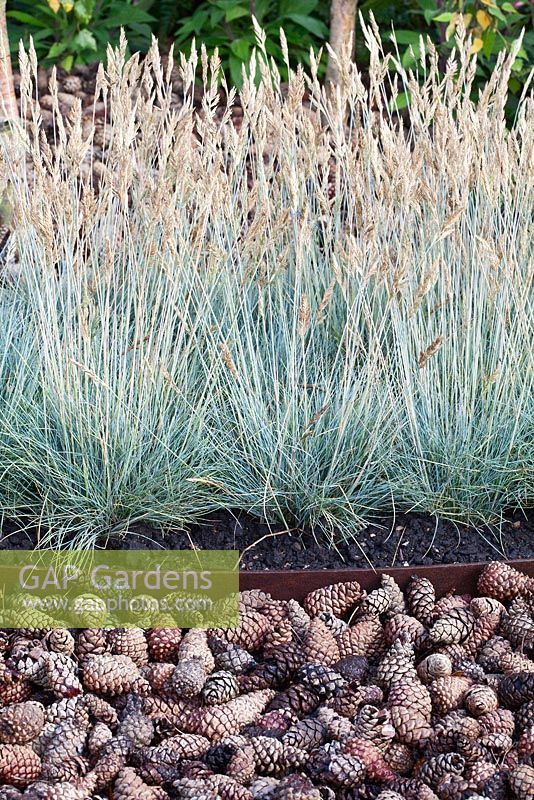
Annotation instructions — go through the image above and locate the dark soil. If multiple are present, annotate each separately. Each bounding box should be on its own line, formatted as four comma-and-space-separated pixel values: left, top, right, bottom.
1, 508, 533, 568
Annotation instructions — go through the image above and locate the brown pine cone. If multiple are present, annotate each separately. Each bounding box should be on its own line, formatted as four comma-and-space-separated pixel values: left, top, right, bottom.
509, 764, 534, 800
336, 615, 384, 659
179, 629, 215, 672
270, 774, 321, 799
286, 600, 311, 638
264, 618, 294, 646
463, 685, 499, 717
283, 717, 326, 750
202, 671, 239, 705
118, 696, 154, 749
381, 574, 406, 616
268, 684, 320, 717
406, 576, 435, 625
323, 750, 366, 787
388, 678, 432, 720
429, 676, 472, 715
40, 707, 90, 782
194, 689, 275, 740
428, 608, 475, 646
390, 777, 440, 800
361, 588, 392, 616
477, 708, 515, 736
389, 705, 433, 745
75, 629, 108, 659
86, 721, 113, 756
385, 741, 415, 774
342, 737, 397, 782
333, 655, 369, 684
316, 706, 355, 740
353, 704, 395, 747
147, 628, 182, 662
432, 594, 470, 618
433, 710, 481, 740
0, 702, 44, 744
82, 654, 150, 696
518, 725, 534, 762
462, 610, 501, 657
297, 663, 345, 699
499, 671, 534, 709
501, 609, 534, 650
464, 759, 497, 788
46, 629, 75, 655
109, 628, 148, 666
384, 614, 426, 646
477, 636, 511, 672
208, 773, 254, 799
171, 657, 207, 697
317, 612, 348, 637
303, 581, 362, 617
255, 709, 297, 735
417, 752, 465, 788
417, 653, 452, 683
477, 562, 534, 601
142, 662, 174, 692
211, 639, 256, 675
302, 617, 339, 665
259, 600, 289, 627
81, 736, 130, 791
377, 640, 417, 688
0, 744, 41, 787
470, 596, 505, 616
211, 611, 269, 652
114, 767, 169, 799
263, 641, 305, 674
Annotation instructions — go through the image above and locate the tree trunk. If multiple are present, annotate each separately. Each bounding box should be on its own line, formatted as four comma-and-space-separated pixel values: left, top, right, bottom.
0, 1, 17, 121
326, 0, 357, 87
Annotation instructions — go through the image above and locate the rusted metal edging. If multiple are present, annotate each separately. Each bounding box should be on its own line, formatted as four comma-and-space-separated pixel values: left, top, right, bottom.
239, 559, 534, 601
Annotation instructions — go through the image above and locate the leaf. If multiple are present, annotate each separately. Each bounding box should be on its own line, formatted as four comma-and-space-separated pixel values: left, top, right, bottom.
280, 0, 318, 14
226, 6, 250, 22
286, 14, 327, 38
6, 12, 48, 27
61, 54, 74, 71
73, 0, 94, 25
482, 29, 496, 58
229, 53, 244, 88
230, 38, 251, 61
72, 29, 97, 52
48, 0, 60, 11
102, 7, 154, 27
389, 90, 410, 111
469, 37, 484, 55
445, 14, 459, 42
476, 9, 492, 30
47, 41, 68, 59
486, 5, 507, 22
390, 30, 421, 46
433, 12, 455, 22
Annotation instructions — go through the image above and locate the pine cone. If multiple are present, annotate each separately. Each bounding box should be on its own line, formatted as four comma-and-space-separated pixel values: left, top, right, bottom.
114, 767, 169, 799
147, 628, 182, 662
0, 744, 41, 787
432, 594, 470, 618
501, 609, 534, 650
470, 596, 505, 616
271, 774, 321, 800
417, 753, 465, 788
211, 611, 269, 652
86, 721, 113, 756
342, 737, 397, 782
417, 653, 452, 683
384, 614, 426, 646
179, 629, 215, 672
381, 574, 406, 616
202, 671, 239, 705
333, 655, 369, 684
268, 684, 319, 717
462, 611, 501, 657
509, 764, 534, 800
83, 735, 130, 790
109, 628, 148, 666
211, 639, 256, 675
361, 588, 392, 616
316, 706, 355, 740
298, 617, 337, 666
406, 576, 435, 625
477, 708, 515, 736
518, 725, 534, 762
75, 629, 108, 659
499, 672, 534, 709
317, 612, 348, 637
353, 704, 395, 747
297, 663, 345, 699
463, 685, 499, 717
46, 629, 75, 656
171, 657, 207, 697
377, 640, 416, 688
388, 679, 432, 720
0, 702, 44, 744
389, 705, 432, 746
194, 690, 275, 740
429, 676, 472, 715
323, 750, 366, 788
82, 654, 150, 696
336, 615, 384, 659
40, 707, 89, 782
477, 562, 534, 601
428, 608, 475, 646
303, 581, 362, 617
283, 717, 325, 750
118, 696, 154, 749
385, 741, 415, 774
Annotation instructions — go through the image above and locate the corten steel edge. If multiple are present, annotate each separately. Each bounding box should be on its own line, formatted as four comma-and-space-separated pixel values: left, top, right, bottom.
239, 559, 534, 601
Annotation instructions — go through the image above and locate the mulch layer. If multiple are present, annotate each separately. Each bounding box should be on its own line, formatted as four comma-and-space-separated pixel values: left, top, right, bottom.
1, 509, 533, 569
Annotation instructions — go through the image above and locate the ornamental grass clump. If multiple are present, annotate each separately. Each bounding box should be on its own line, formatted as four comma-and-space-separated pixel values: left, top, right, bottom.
0, 19, 532, 546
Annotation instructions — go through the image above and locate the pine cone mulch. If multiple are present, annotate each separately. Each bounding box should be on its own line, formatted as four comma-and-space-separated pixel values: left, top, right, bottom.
0, 561, 531, 797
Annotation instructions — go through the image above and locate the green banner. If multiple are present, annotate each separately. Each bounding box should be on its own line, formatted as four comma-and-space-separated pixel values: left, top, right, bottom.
0, 550, 239, 629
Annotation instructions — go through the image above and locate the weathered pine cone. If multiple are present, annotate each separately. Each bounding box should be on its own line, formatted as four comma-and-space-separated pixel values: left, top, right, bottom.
303, 581, 362, 617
